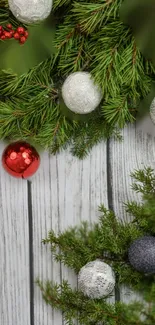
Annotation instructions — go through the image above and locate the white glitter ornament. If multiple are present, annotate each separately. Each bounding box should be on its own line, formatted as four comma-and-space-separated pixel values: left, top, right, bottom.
8, 0, 53, 24
78, 260, 115, 299
150, 97, 155, 125
61, 72, 103, 114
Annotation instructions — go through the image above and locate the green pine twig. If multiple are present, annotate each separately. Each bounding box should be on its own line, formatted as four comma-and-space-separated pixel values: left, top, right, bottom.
0, 0, 154, 156
37, 167, 155, 324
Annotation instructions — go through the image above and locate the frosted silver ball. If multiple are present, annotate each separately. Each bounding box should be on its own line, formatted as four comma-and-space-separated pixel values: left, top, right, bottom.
150, 97, 155, 125
128, 236, 155, 274
78, 260, 115, 299
8, 0, 53, 24
61, 72, 103, 114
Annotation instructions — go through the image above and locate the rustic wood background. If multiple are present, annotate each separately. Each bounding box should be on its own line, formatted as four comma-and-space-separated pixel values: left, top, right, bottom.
0, 121, 155, 325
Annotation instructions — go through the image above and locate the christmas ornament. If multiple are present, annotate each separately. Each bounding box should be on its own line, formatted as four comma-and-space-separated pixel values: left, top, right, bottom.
78, 260, 115, 299
8, 0, 53, 24
150, 98, 155, 125
2, 142, 40, 178
128, 236, 155, 274
61, 72, 103, 114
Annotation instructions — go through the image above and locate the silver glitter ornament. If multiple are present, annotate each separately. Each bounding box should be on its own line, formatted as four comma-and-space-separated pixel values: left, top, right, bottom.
8, 0, 53, 24
150, 97, 155, 125
61, 72, 103, 114
128, 236, 155, 274
78, 260, 115, 299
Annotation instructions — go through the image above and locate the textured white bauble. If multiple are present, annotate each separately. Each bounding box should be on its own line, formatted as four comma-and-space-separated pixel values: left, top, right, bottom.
78, 260, 115, 299
61, 72, 103, 114
150, 97, 155, 125
8, 0, 53, 24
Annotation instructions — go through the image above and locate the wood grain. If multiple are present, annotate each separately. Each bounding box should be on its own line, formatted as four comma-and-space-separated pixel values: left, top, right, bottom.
109, 124, 155, 221
109, 123, 155, 303
31, 143, 108, 325
1, 122, 153, 324
0, 143, 30, 325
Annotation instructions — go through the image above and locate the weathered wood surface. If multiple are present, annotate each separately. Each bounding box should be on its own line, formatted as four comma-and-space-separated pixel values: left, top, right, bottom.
0, 143, 30, 325
110, 123, 155, 304
0, 120, 154, 325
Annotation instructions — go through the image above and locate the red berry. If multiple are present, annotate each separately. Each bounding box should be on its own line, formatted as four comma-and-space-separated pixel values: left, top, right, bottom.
0, 26, 3, 31
20, 36, 26, 44
1, 35, 6, 40
9, 30, 14, 37
24, 30, 29, 38
17, 27, 25, 34
14, 32, 20, 40
4, 31, 12, 39
6, 24, 12, 29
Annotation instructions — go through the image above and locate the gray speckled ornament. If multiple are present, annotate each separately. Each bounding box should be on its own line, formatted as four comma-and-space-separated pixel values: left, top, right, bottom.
8, 0, 53, 24
78, 260, 115, 299
128, 236, 155, 274
150, 97, 155, 125
61, 72, 103, 114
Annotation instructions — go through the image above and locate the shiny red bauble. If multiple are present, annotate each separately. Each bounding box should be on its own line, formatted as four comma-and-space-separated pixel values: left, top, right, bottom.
2, 142, 40, 178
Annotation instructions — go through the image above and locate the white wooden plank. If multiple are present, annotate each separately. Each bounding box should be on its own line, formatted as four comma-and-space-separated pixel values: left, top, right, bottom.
31, 151, 62, 325
0, 142, 30, 325
32, 142, 109, 325
110, 123, 155, 222
109, 123, 155, 303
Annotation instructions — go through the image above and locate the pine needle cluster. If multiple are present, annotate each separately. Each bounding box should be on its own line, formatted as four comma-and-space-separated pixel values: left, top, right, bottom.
0, 1, 154, 157
37, 167, 155, 324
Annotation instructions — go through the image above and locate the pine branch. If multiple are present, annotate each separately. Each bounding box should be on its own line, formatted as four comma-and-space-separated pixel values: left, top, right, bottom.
42, 203, 145, 289
0, 0, 154, 156
0, 6, 28, 27
102, 94, 135, 127
42, 168, 155, 284
126, 199, 155, 234
37, 167, 155, 324
71, 1, 120, 34
0, 0, 8, 7
37, 279, 155, 325
71, 115, 117, 158
130, 167, 155, 195
53, 0, 72, 11
124, 167, 155, 234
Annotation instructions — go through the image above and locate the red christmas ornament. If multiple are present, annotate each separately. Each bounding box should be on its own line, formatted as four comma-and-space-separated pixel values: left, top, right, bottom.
2, 142, 40, 179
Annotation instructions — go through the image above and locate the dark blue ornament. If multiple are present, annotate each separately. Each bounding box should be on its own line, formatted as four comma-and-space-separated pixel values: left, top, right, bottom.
128, 236, 155, 274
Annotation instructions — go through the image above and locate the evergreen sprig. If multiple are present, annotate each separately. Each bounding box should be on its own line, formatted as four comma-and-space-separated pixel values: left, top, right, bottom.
0, 1, 154, 157
37, 278, 155, 325
38, 167, 155, 324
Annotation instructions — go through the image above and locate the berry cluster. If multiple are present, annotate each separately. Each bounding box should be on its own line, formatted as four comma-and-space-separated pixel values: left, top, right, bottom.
0, 24, 29, 44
